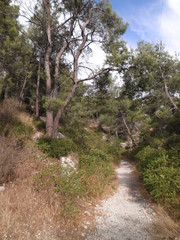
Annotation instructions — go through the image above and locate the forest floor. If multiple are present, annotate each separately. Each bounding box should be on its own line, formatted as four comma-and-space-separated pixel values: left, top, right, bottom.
85, 160, 180, 240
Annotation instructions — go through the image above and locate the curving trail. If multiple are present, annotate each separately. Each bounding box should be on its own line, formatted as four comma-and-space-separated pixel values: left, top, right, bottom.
86, 160, 179, 240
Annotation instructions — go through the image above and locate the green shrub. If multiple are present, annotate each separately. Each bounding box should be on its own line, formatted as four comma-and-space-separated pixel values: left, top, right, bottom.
88, 148, 109, 162
34, 120, 46, 131
63, 125, 123, 163
62, 125, 88, 151
106, 144, 121, 164
143, 165, 180, 206
136, 145, 180, 209
37, 136, 77, 158
136, 146, 163, 171
166, 134, 180, 150
35, 127, 120, 216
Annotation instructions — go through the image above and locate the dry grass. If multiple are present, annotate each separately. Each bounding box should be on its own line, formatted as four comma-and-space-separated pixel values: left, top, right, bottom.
154, 205, 180, 239
0, 98, 34, 183
0, 98, 19, 118
0, 99, 94, 239
0, 136, 22, 184
0, 142, 95, 240
0, 182, 58, 240
18, 111, 34, 128
0, 149, 77, 240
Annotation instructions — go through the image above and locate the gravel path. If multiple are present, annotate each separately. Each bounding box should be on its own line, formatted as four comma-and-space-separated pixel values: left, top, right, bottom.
86, 160, 179, 240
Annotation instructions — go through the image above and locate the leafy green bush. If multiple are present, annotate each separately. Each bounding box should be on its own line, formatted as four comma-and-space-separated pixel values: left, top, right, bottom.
166, 134, 180, 150
136, 146, 180, 209
136, 146, 163, 171
64, 125, 123, 164
62, 125, 88, 150
33, 120, 46, 131
106, 144, 121, 164
35, 125, 122, 216
143, 165, 180, 205
37, 136, 77, 158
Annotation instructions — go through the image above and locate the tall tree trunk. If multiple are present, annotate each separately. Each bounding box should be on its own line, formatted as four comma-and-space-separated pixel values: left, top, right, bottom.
43, 0, 53, 136
53, 82, 78, 136
19, 72, 28, 106
121, 111, 136, 147
54, 45, 68, 99
0, 76, 8, 101
36, 51, 41, 119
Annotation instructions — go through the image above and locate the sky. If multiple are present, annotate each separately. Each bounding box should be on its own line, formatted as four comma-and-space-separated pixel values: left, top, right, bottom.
110, 0, 180, 54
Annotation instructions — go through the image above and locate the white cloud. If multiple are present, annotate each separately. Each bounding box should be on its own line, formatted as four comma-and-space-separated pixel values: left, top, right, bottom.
127, 1, 162, 43
167, 0, 180, 15
125, 0, 180, 54
160, 0, 180, 54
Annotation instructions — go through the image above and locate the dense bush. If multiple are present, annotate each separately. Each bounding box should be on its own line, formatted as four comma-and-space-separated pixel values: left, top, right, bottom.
63, 124, 87, 146
166, 134, 180, 150
63, 125, 122, 163
33, 120, 46, 131
136, 146, 180, 209
37, 136, 77, 158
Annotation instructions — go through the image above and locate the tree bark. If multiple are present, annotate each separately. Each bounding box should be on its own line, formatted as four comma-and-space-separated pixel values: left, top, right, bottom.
36, 51, 41, 119
160, 66, 178, 112
53, 82, 78, 136
43, 0, 53, 136
163, 80, 178, 112
19, 72, 28, 106
121, 111, 136, 147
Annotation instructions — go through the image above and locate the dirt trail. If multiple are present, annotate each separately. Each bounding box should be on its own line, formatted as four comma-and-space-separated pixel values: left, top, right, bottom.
86, 160, 179, 240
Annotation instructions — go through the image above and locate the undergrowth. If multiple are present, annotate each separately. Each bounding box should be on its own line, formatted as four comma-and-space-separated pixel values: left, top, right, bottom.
0, 98, 33, 183
136, 145, 180, 217
0, 102, 122, 218
0, 98, 33, 139
37, 136, 77, 158
34, 125, 122, 217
